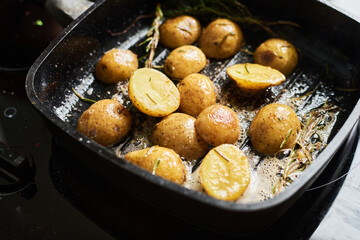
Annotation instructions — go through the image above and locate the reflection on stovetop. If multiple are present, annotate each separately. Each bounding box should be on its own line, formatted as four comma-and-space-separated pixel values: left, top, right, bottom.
49, 124, 358, 239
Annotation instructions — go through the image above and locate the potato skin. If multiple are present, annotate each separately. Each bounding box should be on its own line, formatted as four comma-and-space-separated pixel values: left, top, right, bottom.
77, 99, 132, 146
164, 45, 207, 80
198, 18, 244, 59
195, 104, 241, 146
253, 38, 298, 76
124, 146, 186, 185
159, 15, 201, 49
177, 73, 216, 117
248, 103, 301, 154
151, 113, 208, 160
95, 48, 138, 84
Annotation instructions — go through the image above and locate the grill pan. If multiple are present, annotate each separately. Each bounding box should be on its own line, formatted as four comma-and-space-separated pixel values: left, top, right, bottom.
26, 0, 360, 236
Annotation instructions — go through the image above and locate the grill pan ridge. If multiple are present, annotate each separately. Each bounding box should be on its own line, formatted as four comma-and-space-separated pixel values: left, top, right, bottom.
26, 0, 360, 235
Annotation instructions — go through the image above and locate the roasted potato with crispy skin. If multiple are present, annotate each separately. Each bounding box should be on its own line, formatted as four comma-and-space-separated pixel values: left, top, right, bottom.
253, 38, 298, 76
124, 146, 186, 185
226, 63, 286, 94
159, 15, 202, 49
77, 99, 132, 146
128, 68, 180, 117
198, 18, 244, 59
200, 144, 250, 201
177, 73, 216, 117
195, 104, 240, 146
95, 48, 138, 84
248, 103, 301, 155
151, 113, 208, 160
164, 45, 207, 80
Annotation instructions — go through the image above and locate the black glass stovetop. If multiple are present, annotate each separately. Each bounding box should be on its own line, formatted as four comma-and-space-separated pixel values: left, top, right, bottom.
0, 1, 359, 239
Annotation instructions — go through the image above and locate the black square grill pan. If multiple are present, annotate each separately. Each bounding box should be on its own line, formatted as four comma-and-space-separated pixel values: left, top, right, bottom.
26, 0, 360, 236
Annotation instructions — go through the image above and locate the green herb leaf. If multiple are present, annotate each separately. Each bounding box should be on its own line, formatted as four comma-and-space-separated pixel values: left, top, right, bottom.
72, 88, 96, 104
245, 63, 250, 73
152, 159, 161, 174
280, 128, 293, 148
214, 148, 230, 162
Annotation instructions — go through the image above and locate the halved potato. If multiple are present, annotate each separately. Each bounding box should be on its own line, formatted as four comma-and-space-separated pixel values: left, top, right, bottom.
200, 144, 250, 201
124, 146, 186, 185
128, 68, 180, 117
226, 63, 285, 94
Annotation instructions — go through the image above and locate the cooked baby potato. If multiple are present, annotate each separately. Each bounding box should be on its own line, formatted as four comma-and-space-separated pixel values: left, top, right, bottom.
95, 48, 138, 84
128, 68, 180, 117
177, 73, 216, 117
124, 146, 186, 185
163, 45, 207, 80
226, 63, 286, 94
200, 144, 250, 201
159, 15, 202, 49
151, 113, 208, 160
195, 104, 240, 146
253, 38, 298, 76
248, 103, 301, 155
198, 18, 244, 59
77, 99, 132, 146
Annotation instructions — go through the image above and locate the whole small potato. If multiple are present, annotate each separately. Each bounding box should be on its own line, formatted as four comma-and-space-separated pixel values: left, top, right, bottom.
95, 48, 138, 84
253, 38, 298, 76
77, 99, 132, 146
164, 45, 207, 80
198, 18, 244, 59
151, 113, 208, 160
248, 103, 301, 155
195, 104, 241, 146
124, 146, 186, 185
159, 15, 201, 49
177, 73, 216, 117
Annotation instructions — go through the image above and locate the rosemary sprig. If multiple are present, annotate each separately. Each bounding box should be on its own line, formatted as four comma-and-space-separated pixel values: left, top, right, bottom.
164, 0, 299, 36
273, 102, 339, 195
72, 88, 96, 104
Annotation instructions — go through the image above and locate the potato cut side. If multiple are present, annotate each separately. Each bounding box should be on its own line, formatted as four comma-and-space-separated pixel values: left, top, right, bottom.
129, 68, 180, 117
226, 63, 285, 93
200, 144, 250, 201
